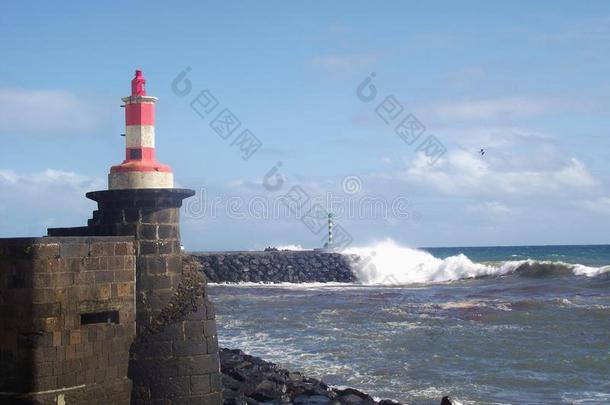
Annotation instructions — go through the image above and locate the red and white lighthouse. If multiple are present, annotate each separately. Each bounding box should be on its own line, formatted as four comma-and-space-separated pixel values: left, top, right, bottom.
108, 70, 174, 189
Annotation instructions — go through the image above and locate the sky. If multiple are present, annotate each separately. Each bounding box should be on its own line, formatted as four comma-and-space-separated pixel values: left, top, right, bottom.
2, 1, 610, 250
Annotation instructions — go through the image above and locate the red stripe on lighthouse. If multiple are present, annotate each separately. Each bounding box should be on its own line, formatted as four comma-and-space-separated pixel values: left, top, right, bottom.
125, 147, 157, 161
125, 103, 155, 126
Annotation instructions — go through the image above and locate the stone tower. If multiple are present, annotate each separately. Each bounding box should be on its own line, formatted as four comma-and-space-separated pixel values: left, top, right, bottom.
48, 70, 222, 404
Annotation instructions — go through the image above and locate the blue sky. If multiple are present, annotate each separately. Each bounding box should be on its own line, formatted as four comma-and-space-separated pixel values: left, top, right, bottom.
2, 1, 610, 250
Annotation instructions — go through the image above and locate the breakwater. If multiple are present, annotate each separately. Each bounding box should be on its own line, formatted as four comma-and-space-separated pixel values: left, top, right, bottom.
189, 250, 359, 283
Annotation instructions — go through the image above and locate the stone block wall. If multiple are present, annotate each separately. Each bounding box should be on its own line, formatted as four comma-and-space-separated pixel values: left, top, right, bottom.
0, 236, 136, 404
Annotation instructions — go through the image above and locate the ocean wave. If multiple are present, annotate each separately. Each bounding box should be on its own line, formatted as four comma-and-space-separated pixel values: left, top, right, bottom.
345, 239, 610, 285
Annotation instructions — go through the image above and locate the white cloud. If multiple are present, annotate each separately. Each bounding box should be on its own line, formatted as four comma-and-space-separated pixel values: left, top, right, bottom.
444, 67, 487, 89
312, 52, 378, 74
427, 97, 561, 120
0, 169, 104, 236
0, 88, 101, 135
536, 15, 610, 42
405, 150, 597, 196
0, 169, 104, 191
575, 197, 610, 215
468, 201, 512, 216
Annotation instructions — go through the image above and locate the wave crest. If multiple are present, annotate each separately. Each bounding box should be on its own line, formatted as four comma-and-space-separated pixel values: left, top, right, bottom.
345, 239, 610, 285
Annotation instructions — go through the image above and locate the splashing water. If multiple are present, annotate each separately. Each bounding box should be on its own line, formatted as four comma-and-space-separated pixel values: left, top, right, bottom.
344, 239, 610, 284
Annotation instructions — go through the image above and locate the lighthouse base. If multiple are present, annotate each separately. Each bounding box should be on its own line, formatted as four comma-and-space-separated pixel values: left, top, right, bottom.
109, 171, 174, 190
48, 188, 223, 405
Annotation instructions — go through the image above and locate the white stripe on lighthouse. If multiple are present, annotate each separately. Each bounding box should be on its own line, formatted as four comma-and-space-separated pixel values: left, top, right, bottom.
109, 172, 174, 190
126, 125, 155, 148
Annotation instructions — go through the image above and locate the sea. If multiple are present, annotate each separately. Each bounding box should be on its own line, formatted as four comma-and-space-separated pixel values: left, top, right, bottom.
207, 240, 610, 405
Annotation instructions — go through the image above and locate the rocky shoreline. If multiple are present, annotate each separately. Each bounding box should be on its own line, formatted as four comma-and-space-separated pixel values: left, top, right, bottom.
221, 348, 455, 405
190, 251, 359, 283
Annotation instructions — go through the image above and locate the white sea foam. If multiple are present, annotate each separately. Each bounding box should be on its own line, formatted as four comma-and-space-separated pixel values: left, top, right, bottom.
276, 244, 306, 251
572, 263, 610, 277
344, 239, 512, 284
344, 239, 610, 284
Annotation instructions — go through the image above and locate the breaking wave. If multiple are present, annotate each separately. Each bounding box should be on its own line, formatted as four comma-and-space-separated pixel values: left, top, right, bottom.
345, 239, 610, 285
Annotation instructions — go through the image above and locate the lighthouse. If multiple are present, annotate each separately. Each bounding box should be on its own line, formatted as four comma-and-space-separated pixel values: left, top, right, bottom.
44, 70, 221, 404
109, 70, 174, 189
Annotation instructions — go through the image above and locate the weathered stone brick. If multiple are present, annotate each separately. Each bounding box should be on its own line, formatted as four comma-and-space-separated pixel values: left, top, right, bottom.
36, 375, 57, 391
69, 330, 81, 345
32, 273, 51, 288
123, 208, 141, 223
141, 255, 167, 275
32, 257, 61, 273
115, 269, 134, 282
158, 241, 175, 255
98, 284, 111, 300
76, 341, 92, 356
205, 299, 216, 320
65, 344, 76, 360
95, 271, 114, 283
51, 272, 74, 287
140, 275, 172, 290
75, 285, 95, 301
57, 371, 77, 388
52, 331, 62, 347
203, 320, 217, 337
90, 242, 107, 256
60, 243, 89, 258
53, 287, 71, 303
131, 357, 179, 380
117, 283, 133, 297
35, 317, 59, 332
105, 325, 116, 340
149, 376, 190, 399
140, 224, 158, 240
102, 209, 125, 224
32, 303, 61, 318
165, 255, 182, 275
176, 354, 219, 376
124, 255, 135, 270
84, 256, 100, 270
138, 341, 174, 358
103, 256, 120, 271
94, 366, 108, 383
31, 243, 60, 259
67, 257, 85, 272
190, 374, 211, 395
153, 323, 184, 342
36, 361, 55, 378
33, 346, 57, 363
115, 242, 133, 256
210, 373, 221, 391
206, 336, 219, 354
158, 225, 177, 239
173, 340, 207, 357
140, 241, 159, 255
75, 271, 95, 285
146, 290, 173, 310
183, 321, 203, 340
115, 223, 137, 236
